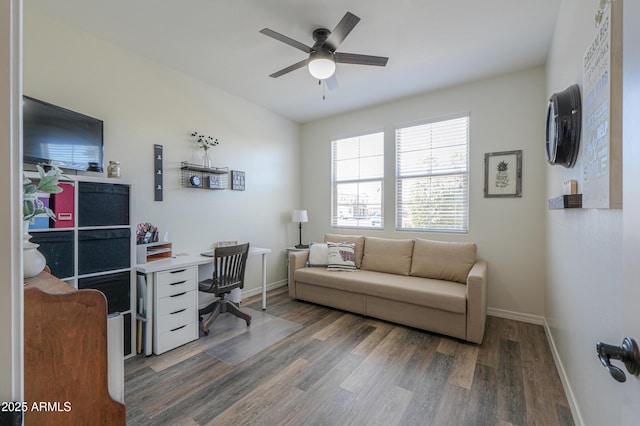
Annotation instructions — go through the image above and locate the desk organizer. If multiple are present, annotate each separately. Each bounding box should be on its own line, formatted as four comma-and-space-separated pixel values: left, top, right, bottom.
137, 242, 173, 264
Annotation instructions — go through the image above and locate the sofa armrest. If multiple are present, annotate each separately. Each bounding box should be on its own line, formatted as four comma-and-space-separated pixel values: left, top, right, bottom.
466, 260, 488, 344
288, 250, 309, 298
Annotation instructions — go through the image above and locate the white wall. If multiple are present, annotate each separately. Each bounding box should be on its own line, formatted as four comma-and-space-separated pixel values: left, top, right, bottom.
301, 67, 548, 317
545, 1, 624, 424
23, 6, 302, 294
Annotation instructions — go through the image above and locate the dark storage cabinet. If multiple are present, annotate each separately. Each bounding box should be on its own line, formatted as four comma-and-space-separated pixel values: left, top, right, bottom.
79, 271, 131, 314
78, 182, 130, 227
78, 229, 131, 274
30, 231, 74, 279
123, 313, 131, 356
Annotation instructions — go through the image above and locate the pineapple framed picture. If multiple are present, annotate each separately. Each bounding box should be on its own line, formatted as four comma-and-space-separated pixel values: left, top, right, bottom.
484, 150, 522, 198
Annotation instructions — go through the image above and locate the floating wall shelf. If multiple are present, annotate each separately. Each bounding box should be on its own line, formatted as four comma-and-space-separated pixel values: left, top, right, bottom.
548, 194, 583, 209
180, 161, 229, 190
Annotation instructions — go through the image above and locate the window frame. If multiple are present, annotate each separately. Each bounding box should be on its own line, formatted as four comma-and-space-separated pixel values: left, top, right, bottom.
395, 114, 470, 233
331, 131, 385, 229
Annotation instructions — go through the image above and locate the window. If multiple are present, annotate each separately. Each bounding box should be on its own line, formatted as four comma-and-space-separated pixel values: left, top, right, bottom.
332, 132, 384, 228
396, 115, 469, 232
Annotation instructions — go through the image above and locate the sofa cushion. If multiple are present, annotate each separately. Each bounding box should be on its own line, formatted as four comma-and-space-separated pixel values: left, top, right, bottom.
361, 237, 414, 275
325, 234, 365, 268
327, 242, 357, 271
410, 239, 477, 284
294, 268, 466, 314
307, 242, 329, 267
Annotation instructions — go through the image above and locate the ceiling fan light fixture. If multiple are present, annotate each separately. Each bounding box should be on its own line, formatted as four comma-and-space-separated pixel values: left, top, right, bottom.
308, 51, 336, 80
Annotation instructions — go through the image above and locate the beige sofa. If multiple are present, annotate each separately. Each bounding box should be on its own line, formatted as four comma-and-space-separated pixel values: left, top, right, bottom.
288, 234, 488, 344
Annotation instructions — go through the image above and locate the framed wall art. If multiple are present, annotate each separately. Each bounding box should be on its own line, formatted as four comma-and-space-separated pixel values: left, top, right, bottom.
484, 150, 522, 198
231, 170, 245, 191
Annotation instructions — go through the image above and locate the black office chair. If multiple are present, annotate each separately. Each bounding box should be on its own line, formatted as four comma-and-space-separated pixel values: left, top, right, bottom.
198, 243, 251, 335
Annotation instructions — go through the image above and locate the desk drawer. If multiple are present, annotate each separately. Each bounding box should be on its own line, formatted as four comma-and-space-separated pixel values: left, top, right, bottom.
156, 267, 197, 288
157, 290, 197, 316
157, 306, 197, 334
156, 276, 196, 298
155, 322, 198, 355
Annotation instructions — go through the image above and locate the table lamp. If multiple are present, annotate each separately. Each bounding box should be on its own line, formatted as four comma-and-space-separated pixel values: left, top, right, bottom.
292, 209, 309, 249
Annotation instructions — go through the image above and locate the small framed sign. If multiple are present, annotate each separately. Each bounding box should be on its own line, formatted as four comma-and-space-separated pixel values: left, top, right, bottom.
215, 240, 238, 248
231, 170, 245, 191
484, 150, 522, 198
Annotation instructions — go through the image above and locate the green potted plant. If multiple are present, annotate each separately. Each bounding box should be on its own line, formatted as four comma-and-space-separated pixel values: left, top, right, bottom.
23, 165, 64, 222
23, 165, 64, 278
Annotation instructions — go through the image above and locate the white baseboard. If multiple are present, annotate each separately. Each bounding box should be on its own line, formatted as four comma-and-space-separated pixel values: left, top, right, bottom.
542, 318, 584, 426
242, 279, 287, 299
487, 308, 583, 425
487, 307, 545, 325
488, 308, 583, 424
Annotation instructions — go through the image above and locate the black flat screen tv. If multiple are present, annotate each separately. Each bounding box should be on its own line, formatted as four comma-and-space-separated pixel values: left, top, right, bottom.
23, 95, 104, 172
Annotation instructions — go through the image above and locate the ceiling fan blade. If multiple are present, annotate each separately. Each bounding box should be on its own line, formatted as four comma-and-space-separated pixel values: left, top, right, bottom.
324, 12, 360, 51
260, 28, 312, 54
325, 74, 339, 90
269, 59, 309, 78
335, 52, 389, 67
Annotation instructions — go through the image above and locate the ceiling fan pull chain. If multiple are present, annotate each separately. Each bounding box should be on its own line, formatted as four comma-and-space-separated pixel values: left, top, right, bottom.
321, 79, 326, 100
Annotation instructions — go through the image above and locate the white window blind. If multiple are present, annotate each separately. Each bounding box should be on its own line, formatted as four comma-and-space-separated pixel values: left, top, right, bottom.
332, 132, 384, 228
396, 115, 469, 232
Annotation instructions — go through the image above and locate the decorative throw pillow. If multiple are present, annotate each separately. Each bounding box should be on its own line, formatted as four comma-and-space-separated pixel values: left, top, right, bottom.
327, 242, 357, 271
307, 242, 329, 267
325, 234, 365, 268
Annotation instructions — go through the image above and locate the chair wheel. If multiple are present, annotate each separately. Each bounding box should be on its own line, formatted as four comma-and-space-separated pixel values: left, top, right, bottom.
204, 330, 209, 336
246, 320, 251, 326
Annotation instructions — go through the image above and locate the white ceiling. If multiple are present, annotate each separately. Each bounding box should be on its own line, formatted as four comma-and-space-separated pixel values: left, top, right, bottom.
30, 0, 560, 123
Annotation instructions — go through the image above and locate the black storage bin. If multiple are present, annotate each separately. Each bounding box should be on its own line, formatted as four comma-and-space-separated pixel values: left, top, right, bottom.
123, 312, 132, 356
78, 271, 130, 314
78, 182, 130, 227
29, 231, 74, 279
78, 228, 131, 275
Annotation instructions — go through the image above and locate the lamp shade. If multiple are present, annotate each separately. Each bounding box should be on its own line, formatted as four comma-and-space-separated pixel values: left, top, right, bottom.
292, 209, 308, 223
308, 51, 336, 80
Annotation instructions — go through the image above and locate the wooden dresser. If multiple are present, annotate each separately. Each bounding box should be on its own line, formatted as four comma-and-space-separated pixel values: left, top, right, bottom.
24, 271, 125, 425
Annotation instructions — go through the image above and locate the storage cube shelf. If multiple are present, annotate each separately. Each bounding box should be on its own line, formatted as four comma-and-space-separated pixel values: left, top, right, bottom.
25, 173, 136, 359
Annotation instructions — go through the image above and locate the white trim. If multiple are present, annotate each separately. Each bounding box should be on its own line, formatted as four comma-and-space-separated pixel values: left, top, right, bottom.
487, 309, 583, 424
0, 0, 23, 402
543, 318, 585, 426
487, 307, 544, 325
242, 279, 287, 299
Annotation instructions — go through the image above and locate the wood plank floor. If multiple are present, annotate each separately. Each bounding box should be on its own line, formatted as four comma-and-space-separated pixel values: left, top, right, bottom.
124, 287, 574, 426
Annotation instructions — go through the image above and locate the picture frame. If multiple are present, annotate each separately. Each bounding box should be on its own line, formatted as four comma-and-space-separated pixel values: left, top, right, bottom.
484, 150, 522, 198
231, 170, 245, 191
215, 240, 238, 248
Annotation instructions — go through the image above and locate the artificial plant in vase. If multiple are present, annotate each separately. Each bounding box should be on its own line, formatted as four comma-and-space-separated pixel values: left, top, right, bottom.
191, 131, 219, 168
23, 165, 64, 278
24, 165, 64, 221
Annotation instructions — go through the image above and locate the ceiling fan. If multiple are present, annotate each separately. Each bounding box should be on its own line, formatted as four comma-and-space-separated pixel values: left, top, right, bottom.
259, 12, 389, 90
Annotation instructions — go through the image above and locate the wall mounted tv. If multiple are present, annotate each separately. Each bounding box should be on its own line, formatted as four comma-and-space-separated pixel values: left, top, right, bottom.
23, 95, 104, 172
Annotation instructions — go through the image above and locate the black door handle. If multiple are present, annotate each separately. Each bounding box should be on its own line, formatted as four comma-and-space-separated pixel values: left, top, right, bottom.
596, 337, 640, 382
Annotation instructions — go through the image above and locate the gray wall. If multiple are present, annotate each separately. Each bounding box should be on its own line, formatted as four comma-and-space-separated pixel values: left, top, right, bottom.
23, 6, 303, 295
545, 0, 628, 424
301, 67, 548, 318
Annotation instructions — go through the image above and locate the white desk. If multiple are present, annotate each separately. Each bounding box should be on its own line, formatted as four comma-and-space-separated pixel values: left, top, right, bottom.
136, 246, 271, 356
